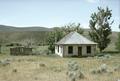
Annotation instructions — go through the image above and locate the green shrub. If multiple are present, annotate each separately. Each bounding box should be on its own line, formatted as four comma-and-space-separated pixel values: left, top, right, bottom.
99, 64, 108, 72
96, 53, 112, 60
0, 58, 11, 67
90, 69, 97, 74
39, 63, 46, 67
90, 64, 114, 74
13, 69, 17, 72
67, 61, 85, 81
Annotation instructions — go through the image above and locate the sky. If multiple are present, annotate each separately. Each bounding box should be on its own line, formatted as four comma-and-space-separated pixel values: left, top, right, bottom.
0, 0, 120, 31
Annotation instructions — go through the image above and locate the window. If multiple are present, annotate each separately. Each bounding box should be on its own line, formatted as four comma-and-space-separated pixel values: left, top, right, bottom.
87, 46, 91, 53
57, 45, 59, 53
68, 46, 73, 54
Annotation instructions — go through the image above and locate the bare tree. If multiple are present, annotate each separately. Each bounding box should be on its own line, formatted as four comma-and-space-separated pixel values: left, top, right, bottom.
20, 38, 36, 48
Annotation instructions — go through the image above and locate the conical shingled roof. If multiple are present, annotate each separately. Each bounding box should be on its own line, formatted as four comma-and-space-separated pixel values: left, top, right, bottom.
56, 31, 97, 45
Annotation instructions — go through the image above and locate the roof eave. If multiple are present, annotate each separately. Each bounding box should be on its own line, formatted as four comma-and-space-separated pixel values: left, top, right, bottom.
55, 43, 97, 45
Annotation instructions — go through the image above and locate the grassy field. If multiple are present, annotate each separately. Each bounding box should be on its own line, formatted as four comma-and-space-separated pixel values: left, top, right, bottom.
0, 52, 120, 81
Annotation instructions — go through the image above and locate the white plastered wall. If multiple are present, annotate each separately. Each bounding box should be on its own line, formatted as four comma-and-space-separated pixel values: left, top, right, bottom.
55, 45, 63, 57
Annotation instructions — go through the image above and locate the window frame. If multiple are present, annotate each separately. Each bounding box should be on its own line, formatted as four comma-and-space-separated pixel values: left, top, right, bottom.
87, 46, 91, 54
68, 46, 73, 54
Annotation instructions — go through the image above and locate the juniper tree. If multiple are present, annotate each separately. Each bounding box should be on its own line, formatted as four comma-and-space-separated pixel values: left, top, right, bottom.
89, 7, 113, 52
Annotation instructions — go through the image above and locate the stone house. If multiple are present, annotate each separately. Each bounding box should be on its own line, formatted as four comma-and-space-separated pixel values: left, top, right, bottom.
55, 31, 97, 57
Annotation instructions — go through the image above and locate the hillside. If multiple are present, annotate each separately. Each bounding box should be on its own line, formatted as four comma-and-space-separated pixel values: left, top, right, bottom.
0, 25, 119, 51
0, 25, 52, 31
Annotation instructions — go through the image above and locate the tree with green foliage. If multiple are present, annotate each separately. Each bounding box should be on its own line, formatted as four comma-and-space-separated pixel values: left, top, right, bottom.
0, 35, 8, 45
89, 7, 113, 52
62, 23, 84, 35
21, 38, 36, 48
54, 27, 65, 43
0, 35, 9, 53
47, 32, 55, 53
47, 23, 84, 53
116, 24, 120, 51
47, 27, 64, 53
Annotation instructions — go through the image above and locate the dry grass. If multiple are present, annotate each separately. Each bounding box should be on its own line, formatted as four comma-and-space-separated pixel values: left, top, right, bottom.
0, 54, 120, 81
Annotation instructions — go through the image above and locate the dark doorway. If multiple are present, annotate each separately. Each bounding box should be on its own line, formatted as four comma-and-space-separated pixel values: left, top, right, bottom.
78, 47, 82, 56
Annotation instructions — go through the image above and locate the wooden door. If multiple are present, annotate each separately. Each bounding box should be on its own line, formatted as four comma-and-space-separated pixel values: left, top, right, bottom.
78, 47, 82, 56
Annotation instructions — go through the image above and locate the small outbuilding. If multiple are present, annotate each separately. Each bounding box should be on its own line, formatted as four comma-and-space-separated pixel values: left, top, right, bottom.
55, 31, 97, 57
10, 47, 32, 55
